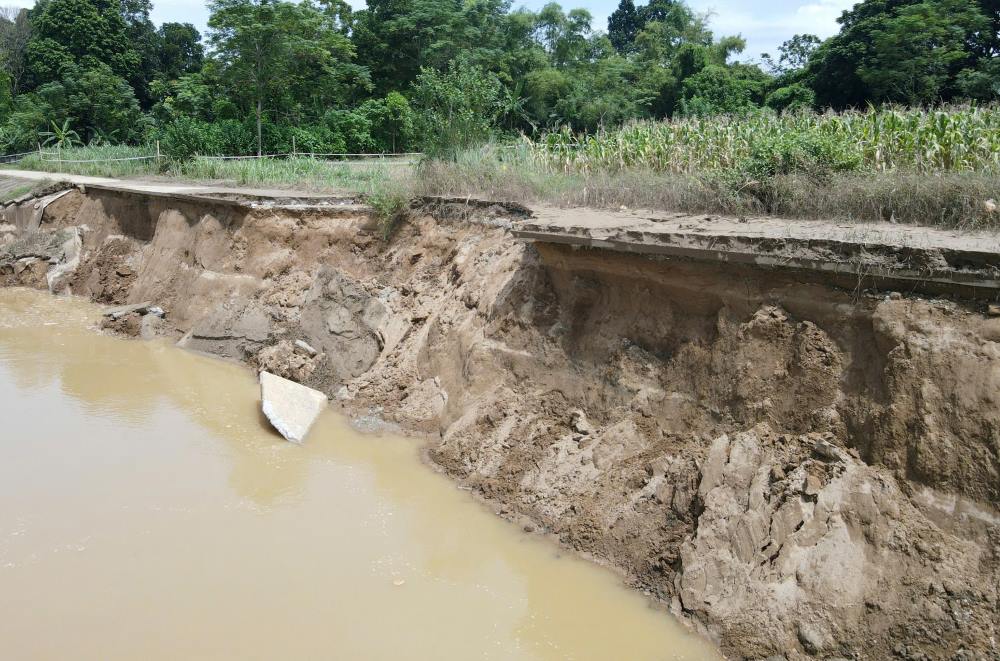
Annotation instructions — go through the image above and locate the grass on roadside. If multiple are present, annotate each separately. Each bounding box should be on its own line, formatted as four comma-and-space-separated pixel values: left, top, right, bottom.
175, 156, 414, 193
414, 147, 1000, 229
0, 184, 36, 204
6, 146, 160, 178
2, 149, 415, 194
5, 106, 1000, 229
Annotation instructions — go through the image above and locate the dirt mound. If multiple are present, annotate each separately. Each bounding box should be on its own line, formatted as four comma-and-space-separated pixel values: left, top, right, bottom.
9, 187, 1000, 660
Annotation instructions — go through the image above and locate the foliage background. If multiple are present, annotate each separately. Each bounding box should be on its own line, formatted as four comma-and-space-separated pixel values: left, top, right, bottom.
1, 0, 997, 159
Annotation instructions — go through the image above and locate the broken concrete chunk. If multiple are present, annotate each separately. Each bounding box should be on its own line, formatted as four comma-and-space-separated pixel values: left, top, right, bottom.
812, 439, 843, 462
570, 409, 593, 435
803, 473, 822, 497
294, 339, 318, 356
259, 371, 328, 443
103, 301, 153, 320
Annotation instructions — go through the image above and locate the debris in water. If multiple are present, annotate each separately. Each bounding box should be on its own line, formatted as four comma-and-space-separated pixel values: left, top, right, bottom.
102, 301, 154, 320
392, 578, 406, 587
259, 371, 328, 443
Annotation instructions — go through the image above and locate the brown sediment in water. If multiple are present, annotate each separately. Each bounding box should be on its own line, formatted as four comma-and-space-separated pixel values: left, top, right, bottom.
2, 185, 999, 659
0, 288, 717, 661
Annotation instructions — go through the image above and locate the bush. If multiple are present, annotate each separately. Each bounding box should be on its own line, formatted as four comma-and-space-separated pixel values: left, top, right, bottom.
411, 58, 504, 157
730, 131, 863, 211
741, 131, 862, 180
765, 84, 816, 113
159, 117, 222, 160
359, 92, 416, 153
323, 109, 374, 153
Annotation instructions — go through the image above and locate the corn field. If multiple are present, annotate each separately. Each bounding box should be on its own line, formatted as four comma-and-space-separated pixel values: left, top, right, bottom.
526, 106, 1000, 175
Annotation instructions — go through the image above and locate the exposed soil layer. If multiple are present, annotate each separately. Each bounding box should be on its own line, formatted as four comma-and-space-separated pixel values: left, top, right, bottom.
3, 187, 999, 660
516, 208, 1000, 300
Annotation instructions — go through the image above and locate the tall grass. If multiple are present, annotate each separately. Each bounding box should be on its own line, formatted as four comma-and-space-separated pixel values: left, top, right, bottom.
7, 145, 160, 178
528, 106, 1000, 175
3, 107, 998, 228
1, 149, 416, 195
416, 150, 999, 226
176, 156, 414, 192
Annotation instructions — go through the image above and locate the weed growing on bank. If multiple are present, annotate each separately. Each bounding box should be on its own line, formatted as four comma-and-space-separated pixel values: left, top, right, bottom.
415, 150, 1000, 229
0, 184, 35, 203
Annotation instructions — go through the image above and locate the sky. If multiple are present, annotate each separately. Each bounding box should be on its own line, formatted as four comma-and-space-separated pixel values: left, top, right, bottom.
5, 0, 859, 61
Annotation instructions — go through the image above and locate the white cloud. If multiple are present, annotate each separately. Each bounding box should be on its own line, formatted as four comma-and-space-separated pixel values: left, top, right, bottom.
691, 0, 857, 59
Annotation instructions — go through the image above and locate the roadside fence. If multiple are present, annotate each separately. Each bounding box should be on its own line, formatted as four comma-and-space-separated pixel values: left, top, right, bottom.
195, 151, 423, 162
1, 144, 423, 166
0, 150, 35, 164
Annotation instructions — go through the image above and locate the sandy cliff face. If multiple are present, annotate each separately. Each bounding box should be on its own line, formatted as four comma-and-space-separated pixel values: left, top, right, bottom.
4, 187, 998, 660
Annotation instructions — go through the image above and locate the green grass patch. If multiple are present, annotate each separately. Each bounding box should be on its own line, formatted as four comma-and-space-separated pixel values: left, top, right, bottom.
2, 148, 417, 196
0, 184, 35, 204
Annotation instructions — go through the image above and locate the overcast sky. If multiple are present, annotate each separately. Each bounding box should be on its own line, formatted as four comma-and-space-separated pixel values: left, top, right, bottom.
5, 0, 858, 61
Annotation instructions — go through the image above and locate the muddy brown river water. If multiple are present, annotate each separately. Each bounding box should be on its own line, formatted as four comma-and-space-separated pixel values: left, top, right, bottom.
0, 288, 718, 661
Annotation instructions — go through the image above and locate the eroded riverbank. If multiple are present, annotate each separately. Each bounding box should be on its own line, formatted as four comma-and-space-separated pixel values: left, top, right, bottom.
0, 288, 719, 660
2, 183, 999, 659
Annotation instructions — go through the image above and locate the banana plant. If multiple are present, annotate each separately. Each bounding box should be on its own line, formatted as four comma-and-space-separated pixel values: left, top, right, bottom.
39, 119, 82, 150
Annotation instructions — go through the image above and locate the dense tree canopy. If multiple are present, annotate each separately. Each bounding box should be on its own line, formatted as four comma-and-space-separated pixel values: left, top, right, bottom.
0, 0, 997, 156
806, 0, 999, 107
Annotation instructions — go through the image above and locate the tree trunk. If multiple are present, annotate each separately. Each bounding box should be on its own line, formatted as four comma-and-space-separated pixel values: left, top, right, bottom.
256, 97, 263, 157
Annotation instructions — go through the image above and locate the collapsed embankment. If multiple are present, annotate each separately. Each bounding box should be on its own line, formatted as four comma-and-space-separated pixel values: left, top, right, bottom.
2, 186, 999, 660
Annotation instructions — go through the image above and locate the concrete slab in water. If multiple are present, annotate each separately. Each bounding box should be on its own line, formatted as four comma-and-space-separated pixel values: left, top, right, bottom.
259, 371, 328, 443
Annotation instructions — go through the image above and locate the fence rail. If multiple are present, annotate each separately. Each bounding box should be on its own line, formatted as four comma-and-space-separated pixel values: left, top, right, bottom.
0, 150, 35, 164
196, 151, 423, 161
40, 154, 159, 164
1, 149, 422, 165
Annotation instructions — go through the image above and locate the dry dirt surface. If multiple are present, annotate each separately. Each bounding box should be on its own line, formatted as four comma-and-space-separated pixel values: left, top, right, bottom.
4, 186, 1000, 660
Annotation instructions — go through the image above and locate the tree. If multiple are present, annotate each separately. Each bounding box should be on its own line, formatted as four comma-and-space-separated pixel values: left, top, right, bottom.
629, 13, 745, 118
765, 83, 815, 112
533, 4, 594, 67
762, 34, 820, 75
411, 58, 503, 154
362, 91, 415, 152
120, 0, 161, 108
157, 23, 205, 83
0, 7, 31, 97
208, 0, 365, 155
209, 0, 279, 155
859, 0, 989, 104
68, 63, 148, 143
24, 0, 140, 87
353, 0, 511, 95
807, 0, 997, 107
607, 0, 640, 53
678, 63, 767, 116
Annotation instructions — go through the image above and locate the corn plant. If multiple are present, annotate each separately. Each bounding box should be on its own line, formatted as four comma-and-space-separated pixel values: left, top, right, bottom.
526, 105, 1000, 175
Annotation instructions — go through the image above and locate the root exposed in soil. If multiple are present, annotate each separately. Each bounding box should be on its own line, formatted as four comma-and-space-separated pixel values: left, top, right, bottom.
6, 187, 1000, 660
